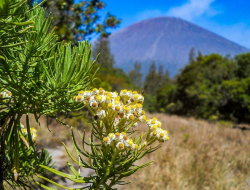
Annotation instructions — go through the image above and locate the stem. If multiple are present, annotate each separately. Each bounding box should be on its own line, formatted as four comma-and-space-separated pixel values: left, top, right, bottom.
0, 133, 5, 190
94, 149, 118, 190
0, 163, 4, 190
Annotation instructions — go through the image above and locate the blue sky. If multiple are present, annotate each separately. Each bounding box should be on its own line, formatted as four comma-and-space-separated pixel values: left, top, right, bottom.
96, 0, 250, 49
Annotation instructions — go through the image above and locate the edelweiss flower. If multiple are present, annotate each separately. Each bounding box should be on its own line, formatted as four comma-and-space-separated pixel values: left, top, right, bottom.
116, 142, 125, 150
131, 144, 138, 150
103, 137, 112, 145
108, 133, 115, 141
90, 101, 98, 109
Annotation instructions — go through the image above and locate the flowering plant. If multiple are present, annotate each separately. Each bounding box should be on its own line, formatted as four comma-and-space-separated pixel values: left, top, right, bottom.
0, 0, 95, 188
40, 88, 169, 189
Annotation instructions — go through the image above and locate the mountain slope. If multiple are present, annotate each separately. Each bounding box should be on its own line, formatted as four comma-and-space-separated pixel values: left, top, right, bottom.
109, 17, 249, 76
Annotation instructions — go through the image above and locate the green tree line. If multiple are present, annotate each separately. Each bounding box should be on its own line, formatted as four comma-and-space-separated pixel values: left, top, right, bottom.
157, 52, 250, 123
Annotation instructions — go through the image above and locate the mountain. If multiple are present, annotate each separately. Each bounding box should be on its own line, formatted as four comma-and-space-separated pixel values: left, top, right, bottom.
109, 17, 249, 77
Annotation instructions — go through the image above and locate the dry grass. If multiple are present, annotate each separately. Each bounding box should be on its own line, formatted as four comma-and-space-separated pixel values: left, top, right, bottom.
30, 113, 250, 190
125, 113, 250, 190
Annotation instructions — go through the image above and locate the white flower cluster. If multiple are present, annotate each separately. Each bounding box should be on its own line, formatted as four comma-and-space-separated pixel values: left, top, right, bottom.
103, 132, 138, 151
74, 88, 147, 128
21, 123, 37, 141
147, 118, 169, 142
74, 88, 169, 148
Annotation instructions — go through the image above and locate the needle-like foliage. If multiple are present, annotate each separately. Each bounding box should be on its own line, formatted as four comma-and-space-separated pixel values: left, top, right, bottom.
0, 0, 96, 189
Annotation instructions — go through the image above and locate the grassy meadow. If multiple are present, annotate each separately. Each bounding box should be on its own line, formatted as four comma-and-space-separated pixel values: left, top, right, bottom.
27, 113, 250, 190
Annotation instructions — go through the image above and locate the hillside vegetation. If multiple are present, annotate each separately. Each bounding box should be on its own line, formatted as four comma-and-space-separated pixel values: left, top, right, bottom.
157, 53, 250, 123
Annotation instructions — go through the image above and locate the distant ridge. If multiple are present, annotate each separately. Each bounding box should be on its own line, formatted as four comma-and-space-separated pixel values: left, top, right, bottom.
109, 17, 249, 77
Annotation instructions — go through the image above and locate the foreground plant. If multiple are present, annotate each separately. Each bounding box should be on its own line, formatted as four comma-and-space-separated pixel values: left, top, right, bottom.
0, 0, 95, 189
40, 88, 169, 189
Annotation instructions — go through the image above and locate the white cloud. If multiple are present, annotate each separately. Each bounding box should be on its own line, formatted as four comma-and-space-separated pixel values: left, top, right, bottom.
121, 1, 250, 48
132, 0, 220, 23
134, 10, 165, 21
167, 0, 218, 21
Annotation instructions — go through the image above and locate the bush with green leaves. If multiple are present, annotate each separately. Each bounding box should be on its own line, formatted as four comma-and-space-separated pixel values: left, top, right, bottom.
0, 0, 95, 188
157, 52, 250, 123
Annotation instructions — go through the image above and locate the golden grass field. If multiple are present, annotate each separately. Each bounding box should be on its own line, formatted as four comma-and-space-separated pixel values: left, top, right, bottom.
27, 113, 250, 190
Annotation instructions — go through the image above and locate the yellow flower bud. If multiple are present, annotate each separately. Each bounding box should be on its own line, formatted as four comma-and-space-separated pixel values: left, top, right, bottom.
128, 114, 134, 120
108, 133, 114, 139
96, 95, 102, 101
121, 132, 126, 136
115, 106, 120, 111
124, 106, 130, 112
134, 94, 139, 99
77, 95, 82, 100
136, 103, 142, 108
134, 144, 138, 150
118, 143, 124, 149
152, 125, 157, 130
103, 137, 108, 143
129, 141, 133, 146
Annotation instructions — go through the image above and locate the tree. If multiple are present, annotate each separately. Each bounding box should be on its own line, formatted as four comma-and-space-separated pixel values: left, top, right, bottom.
235, 53, 250, 79
144, 63, 169, 95
144, 62, 158, 95
129, 62, 142, 87
93, 37, 114, 70
0, 0, 95, 188
157, 64, 170, 88
189, 47, 196, 62
143, 63, 170, 112
156, 52, 250, 123
28, 0, 121, 43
